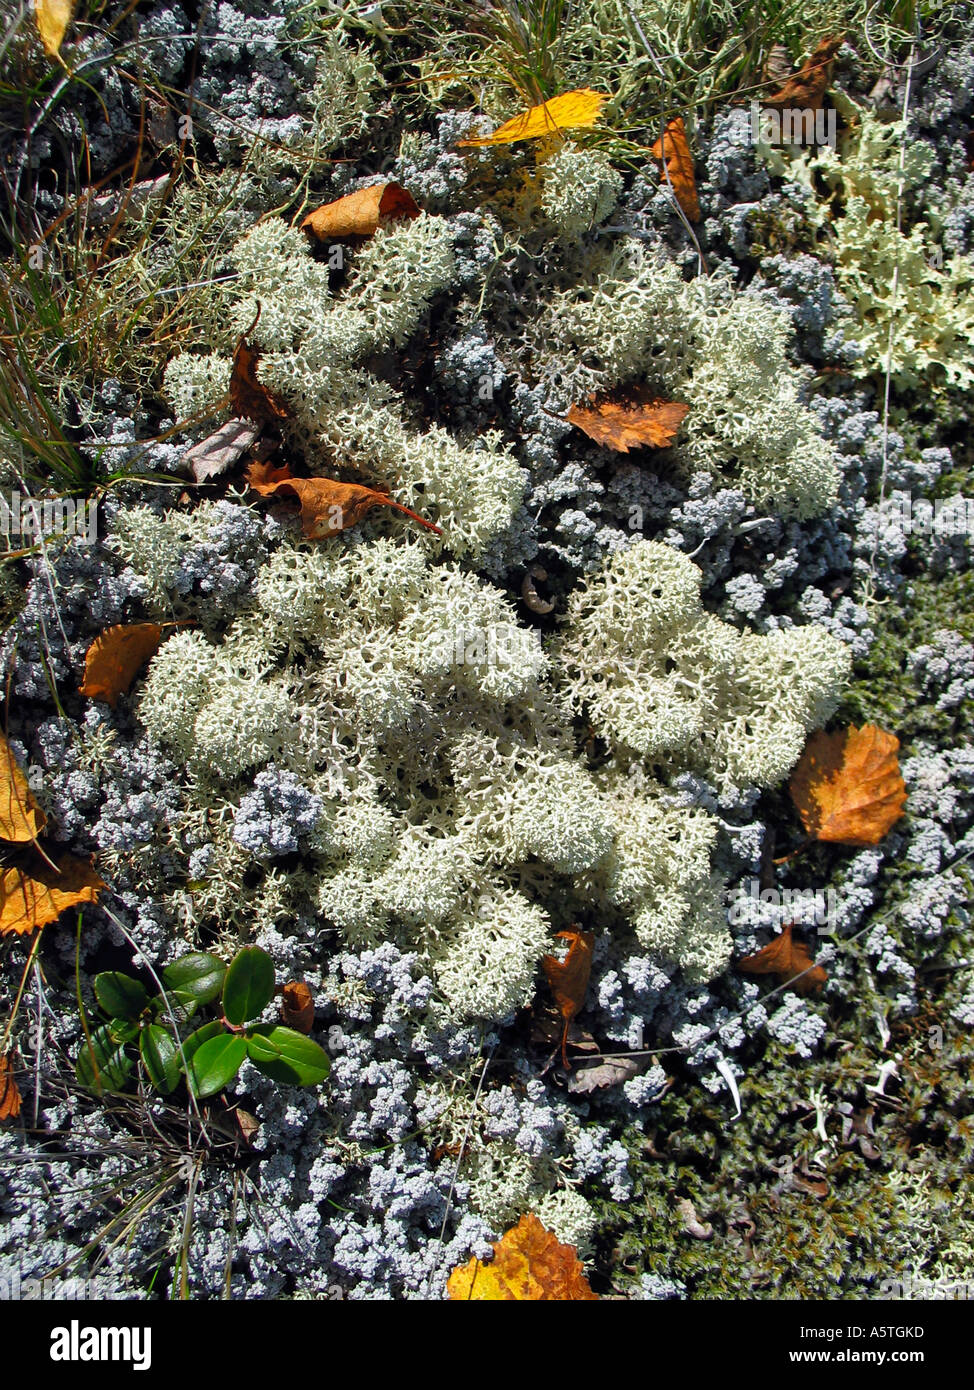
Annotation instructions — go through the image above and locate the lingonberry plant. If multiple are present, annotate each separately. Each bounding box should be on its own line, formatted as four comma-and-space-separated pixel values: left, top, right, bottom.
77, 946, 330, 1099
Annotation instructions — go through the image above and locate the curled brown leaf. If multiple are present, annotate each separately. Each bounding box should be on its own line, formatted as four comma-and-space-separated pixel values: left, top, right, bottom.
229, 337, 290, 425
281, 980, 315, 1034
650, 117, 700, 222
542, 928, 595, 1069
762, 34, 844, 111
0, 1053, 21, 1121
737, 923, 826, 996
301, 183, 419, 241
246, 460, 441, 538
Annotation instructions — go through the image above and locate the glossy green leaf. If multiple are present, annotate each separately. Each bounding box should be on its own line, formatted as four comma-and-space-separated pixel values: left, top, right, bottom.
76, 1024, 134, 1094
94, 971, 150, 1020
222, 947, 275, 1026
107, 1018, 139, 1045
140, 1024, 181, 1094
162, 951, 227, 1006
179, 1020, 224, 1072
153, 987, 199, 1025
186, 1033, 247, 1099
246, 1025, 331, 1086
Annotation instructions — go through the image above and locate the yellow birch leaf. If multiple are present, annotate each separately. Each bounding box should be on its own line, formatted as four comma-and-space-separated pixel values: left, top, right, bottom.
0, 853, 105, 937
34, 0, 74, 59
447, 1213, 598, 1300
0, 734, 47, 843
457, 89, 607, 147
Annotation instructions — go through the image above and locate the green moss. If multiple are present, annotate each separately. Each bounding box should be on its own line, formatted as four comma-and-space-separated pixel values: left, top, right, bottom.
838, 571, 974, 740
592, 990, 974, 1298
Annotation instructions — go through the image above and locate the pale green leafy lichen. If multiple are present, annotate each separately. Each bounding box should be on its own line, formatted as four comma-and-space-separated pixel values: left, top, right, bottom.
773, 107, 974, 391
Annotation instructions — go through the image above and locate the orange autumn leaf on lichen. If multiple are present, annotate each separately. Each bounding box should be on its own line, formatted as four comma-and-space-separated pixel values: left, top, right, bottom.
0, 735, 46, 843
281, 980, 314, 1034
568, 388, 689, 452
457, 89, 607, 147
650, 116, 700, 222
737, 923, 827, 996
301, 183, 419, 241
0, 853, 105, 938
229, 336, 290, 425
447, 1213, 597, 1300
0, 739, 102, 939
247, 460, 442, 538
79, 623, 164, 707
0, 1053, 21, 1121
790, 724, 907, 847
762, 34, 844, 111
542, 928, 595, 1068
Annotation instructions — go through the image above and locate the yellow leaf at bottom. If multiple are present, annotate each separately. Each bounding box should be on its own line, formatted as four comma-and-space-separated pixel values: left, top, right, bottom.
447, 1213, 597, 1300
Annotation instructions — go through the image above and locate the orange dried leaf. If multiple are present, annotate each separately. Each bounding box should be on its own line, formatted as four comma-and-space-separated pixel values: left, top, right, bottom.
281, 980, 314, 1034
447, 1213, 597, 1300
0, 1053, 21, 1121
79, 622, 164, 707
229, 337, 290, 425
457, 89, 607, 147
301, 182, 420, 241
568, 389, 689, 452
762, 34, 844, 111
0, 734, 46, 843
737, 923, 826, 996
790, 724, 907, 847
0, 853, 105, 938
542, 928, 594, 1068
650, 116, 700, 222
246, 460, 442, 538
